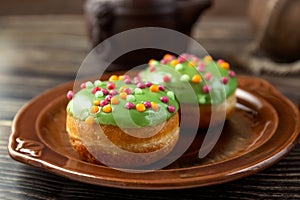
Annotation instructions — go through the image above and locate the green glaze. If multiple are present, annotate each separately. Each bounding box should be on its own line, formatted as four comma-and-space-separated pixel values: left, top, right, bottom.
67, 80, 179, 128
139, 54, 238, 105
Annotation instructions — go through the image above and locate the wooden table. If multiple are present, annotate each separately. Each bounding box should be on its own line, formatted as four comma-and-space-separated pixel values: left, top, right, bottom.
1, 15, 300, 199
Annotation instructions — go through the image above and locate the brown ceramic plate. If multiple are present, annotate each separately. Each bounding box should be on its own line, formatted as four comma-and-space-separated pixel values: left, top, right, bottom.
8, 76, 300, 189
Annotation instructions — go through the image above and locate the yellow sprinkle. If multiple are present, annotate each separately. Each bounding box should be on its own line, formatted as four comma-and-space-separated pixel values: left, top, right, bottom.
148, 59, 156, 65
192, 74, 201, 83
109, 75, 118, 81
93, 99, 100, 106
119, 92, 127, 99
85, 116, 94, 125
220, 62, 230, 69
204, 55, 212, 62
188, 61, 196, 67
170, 59, 178, 67
118, 75, 124, 80
90, 106, 99, 114
149, 84, 159, 92
118, 86, 126, 92
110, 96, 119, 105
151, 102, 158, 111
136, 103, 146, 112
102, 104, 112, 113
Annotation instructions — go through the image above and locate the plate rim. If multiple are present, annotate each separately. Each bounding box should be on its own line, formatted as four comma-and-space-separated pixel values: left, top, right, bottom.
8, 75, 300, 190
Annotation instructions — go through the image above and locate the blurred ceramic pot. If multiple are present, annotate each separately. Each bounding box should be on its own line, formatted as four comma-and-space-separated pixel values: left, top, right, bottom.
84, 0, 213, 70
248, 0, 300, 63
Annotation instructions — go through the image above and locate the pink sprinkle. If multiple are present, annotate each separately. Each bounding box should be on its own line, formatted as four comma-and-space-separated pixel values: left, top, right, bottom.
202, 85, 210, 93
123, 87, 132, 95
106, 82, 115, 90
221, 77, 229, 84
123, 78, 131, 84
145, 82, 152, 87
167, 105, 175, 113
125, 102, 135, 109
177, 55, 186, 63
133, 77, 141, 84
149, 66, 156, 72
137, 82, 146, 89
160, 96, 169, 103
228, 70, 236, 78
109, 89, 118, 96
143, 101, 151, 108
80, 83, 86, 89
197, 62, 205, 72
105, 94, 112, 101
100, 100, 109, 107
91, 87, 101, 94
101, 88, 109, 95
67, 90, 73, 100
158, 85, 165, 91
204, 72, 212, 81
163, 75, 170, 83
217, 59, 224, 65
160, 59, 168, 64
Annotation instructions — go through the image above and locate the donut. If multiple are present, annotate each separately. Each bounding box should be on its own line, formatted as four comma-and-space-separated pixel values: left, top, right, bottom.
66, 75, 179, 168
138, 53, 238, 128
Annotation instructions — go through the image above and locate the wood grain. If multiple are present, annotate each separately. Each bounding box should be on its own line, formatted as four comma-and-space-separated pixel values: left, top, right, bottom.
1, 15, 300, 199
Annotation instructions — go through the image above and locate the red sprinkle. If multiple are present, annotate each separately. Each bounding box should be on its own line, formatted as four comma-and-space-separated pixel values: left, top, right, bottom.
145, 82, 152, 87
160, 96, 169, 103
80, 83, 86, 89
221, 77, 229, 84
123, 88, 132, 95
149, 66, 156, 72
143, 101, 151, 108
106, 82, 115, 90
67, 90, 73, 100
125, 102, 135, 109
91, 87, 101, 94
163, 75, 171, 83
158, 85, 165, 91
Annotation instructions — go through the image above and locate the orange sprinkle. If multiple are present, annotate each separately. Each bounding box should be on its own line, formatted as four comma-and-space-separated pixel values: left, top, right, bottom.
110, 96, 119, 105
93, 99, 100, 106
90, 106, 99, 114
204, 55, 212, 62
192, 74, 201, 83
188, 61, 196, 67
85, 116, 94, 125
220, 62, 230, 69
136, 103, 146, 112
119, 92, 127, 99
151, 102, 158, 111
109, 75, 118, 81
163, 54, 173, 61
170, 59, 178, 67
149, 84, 159, 92
102, 104, 112, 113
148, 59, 156, 65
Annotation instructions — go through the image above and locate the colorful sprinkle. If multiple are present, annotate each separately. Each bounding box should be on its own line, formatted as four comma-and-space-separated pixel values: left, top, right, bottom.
85, 81, 94, 88
126, 94, 136, 102
202, 85, 210, 93
91, 87, 101, 94
160, 96, 169, 103
149, 66, 156, 72
110, 96, 119, 105
228, 70, 236, 78
151, 102, 159, 111
134, 88, 143, 94
143, 101, 151, 108
93, 99, 100, 106
221, 77, 229, 84
123, 78, 131, 84
136, 82, 146, 89
197, 62, 205, 72
118, 75, 124, 80
148, 59, 159, 66
67, 90, 73, 100
100, 100, 109, 107
170, 59, 178, 67
163, 75, 171, 82
95, 91, 104, 98
109, 89, 118, 96
105, 94, 112, 101
123, 87, 132, 95
163, 54, 174, 61
180, 74, 190, 81
204, 55, 212, 62
109, 75, 118, 81
80, 82, 86, 89
102, 104, 112, 113
167, 105, 175, 113
175, 63, 183, 71
149, 84, 159, 92
125, 102, 135, 109
90, 106, 99, 114
106, 82, 115, 90
119, 92, 127, 99
94, 80, 102, 87
145, 82, 152, 87
192, 74, 201, 83
158, 85, 165, 91
188, 61, 195, 67
167, 91, 175, 100
85, 116, 94, 125
136, 103, 146, 112
177, 55, 186, 63
119, 86, 126, 93
220, 62, 230, 69
204, 72, 212, 81
101, 88, 109, 95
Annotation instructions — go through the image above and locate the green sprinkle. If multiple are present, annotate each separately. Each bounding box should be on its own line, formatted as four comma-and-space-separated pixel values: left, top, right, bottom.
126, 94, 136, 102
94, 80, 102, 87
167, 91, 175, 100
198, 95, 206, 104
175, 63, 184, 71
95, 91, 104, 98
180, 74, 190, 81
85, 81, 94, 88
134, 88, 143, 94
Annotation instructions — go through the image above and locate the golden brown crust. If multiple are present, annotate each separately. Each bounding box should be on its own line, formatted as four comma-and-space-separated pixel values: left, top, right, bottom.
66, 113, 179, 167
